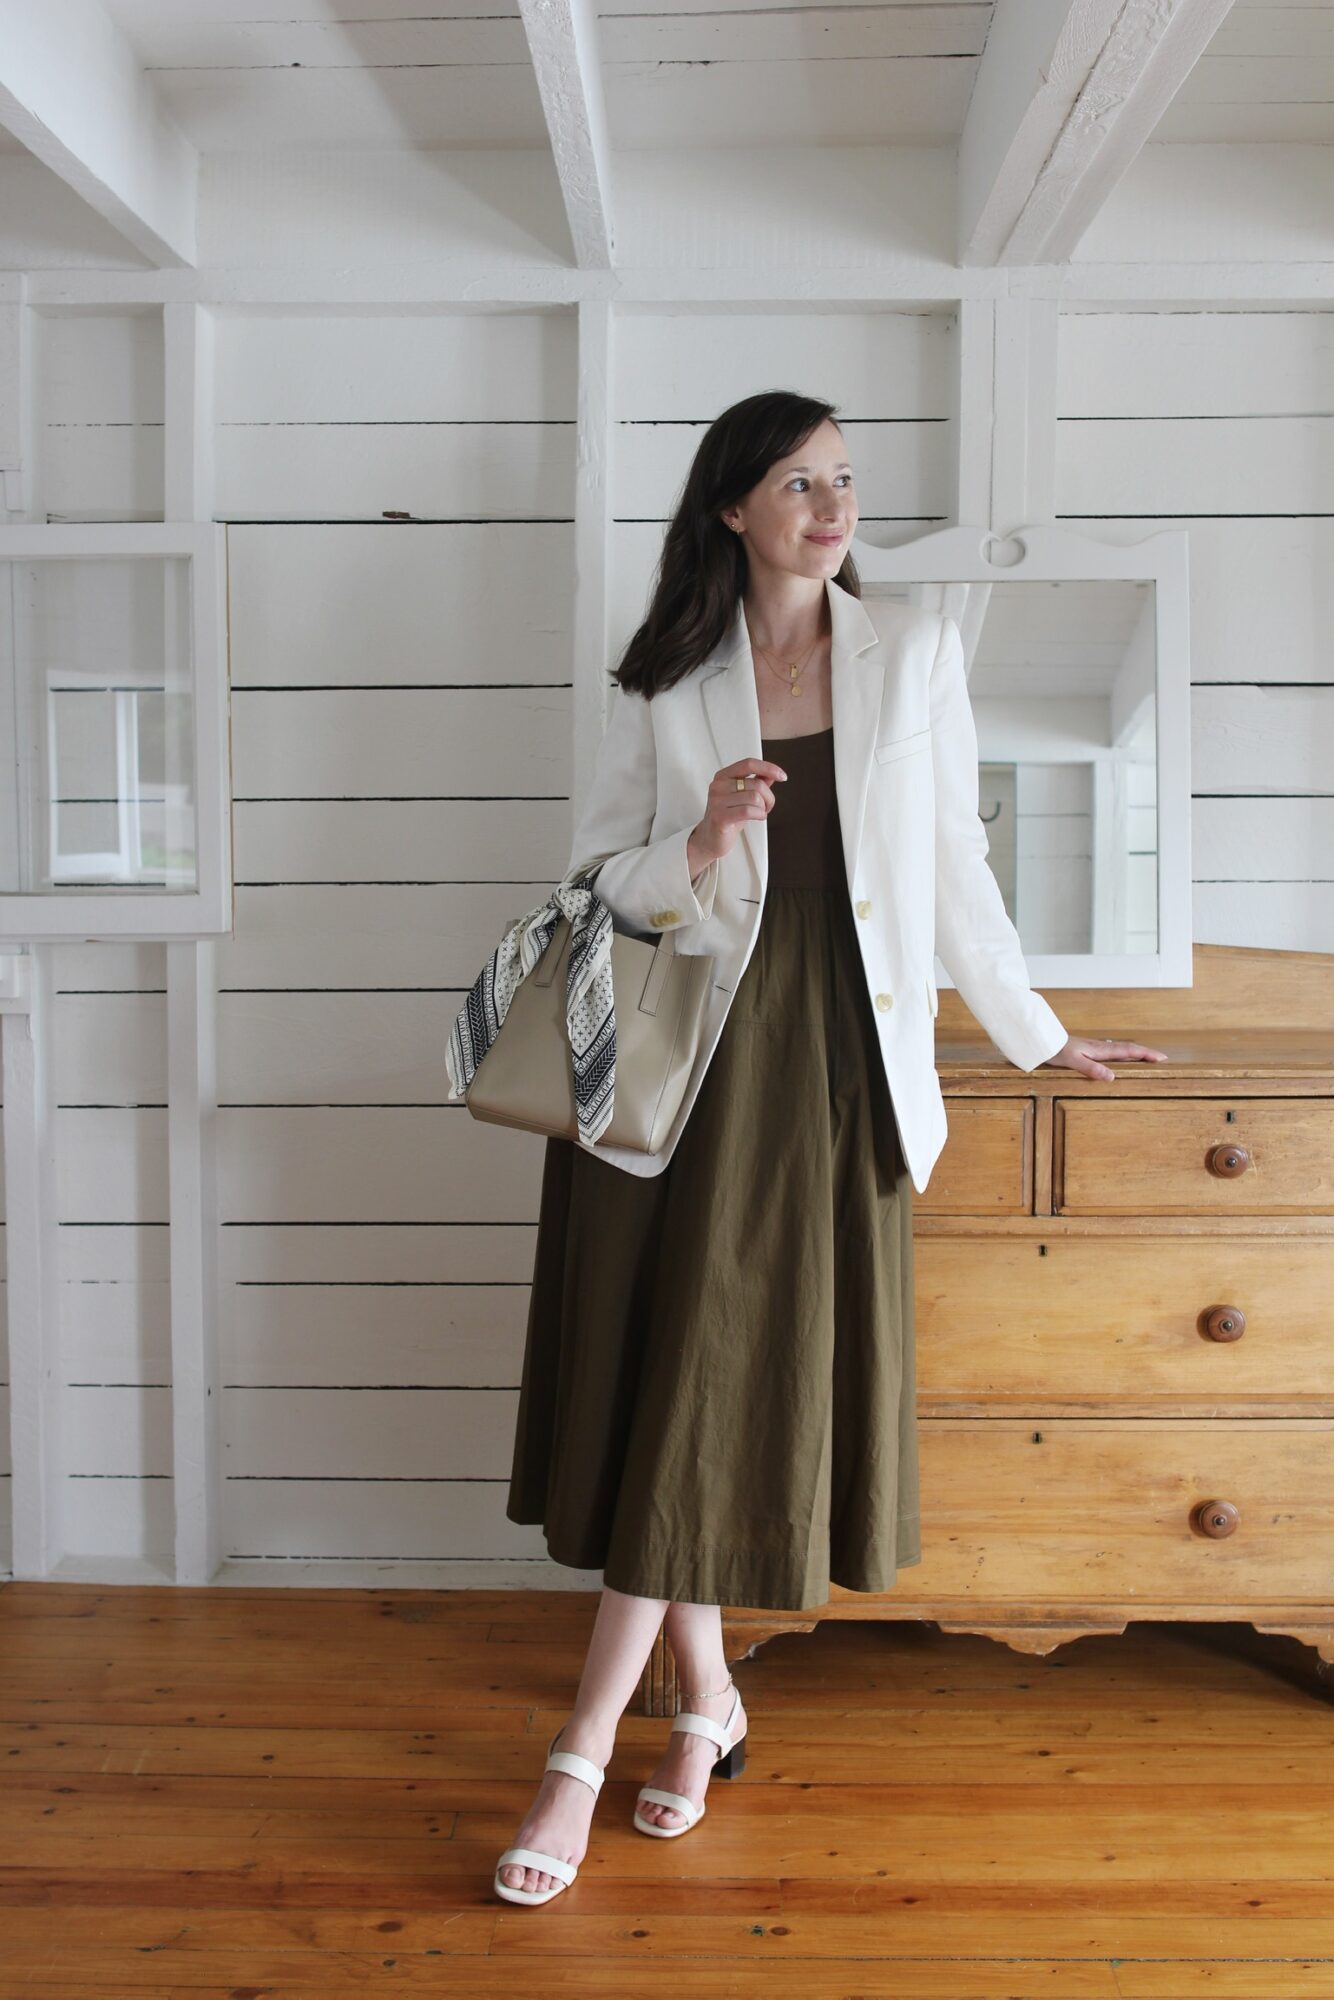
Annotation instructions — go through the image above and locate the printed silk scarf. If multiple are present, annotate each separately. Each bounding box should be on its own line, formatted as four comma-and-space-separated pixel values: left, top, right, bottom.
445, 879, 617, 1147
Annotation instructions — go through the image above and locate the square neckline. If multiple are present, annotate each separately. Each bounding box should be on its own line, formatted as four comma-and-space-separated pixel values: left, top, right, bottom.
759, 722, 833, 743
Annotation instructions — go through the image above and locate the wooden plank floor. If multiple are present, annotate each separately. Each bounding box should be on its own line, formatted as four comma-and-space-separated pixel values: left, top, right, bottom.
1, 1584, 1333, 1996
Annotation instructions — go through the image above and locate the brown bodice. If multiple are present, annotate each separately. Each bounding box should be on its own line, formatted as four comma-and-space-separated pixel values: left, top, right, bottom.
758, 724, 844, 889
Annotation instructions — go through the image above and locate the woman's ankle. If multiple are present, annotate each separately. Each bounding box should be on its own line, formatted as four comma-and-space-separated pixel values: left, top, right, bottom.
676, 1667, 733, 1707
560, 1708, 618, 1765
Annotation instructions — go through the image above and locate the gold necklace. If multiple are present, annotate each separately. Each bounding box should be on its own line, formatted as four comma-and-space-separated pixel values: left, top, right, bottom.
753, 631, 823, 698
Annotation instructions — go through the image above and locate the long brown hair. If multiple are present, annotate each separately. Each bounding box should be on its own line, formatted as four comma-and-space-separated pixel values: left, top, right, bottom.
613, 389, 863, 698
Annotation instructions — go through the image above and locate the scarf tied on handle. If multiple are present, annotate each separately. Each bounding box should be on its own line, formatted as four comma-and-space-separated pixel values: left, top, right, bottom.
445, 877, 616, 1148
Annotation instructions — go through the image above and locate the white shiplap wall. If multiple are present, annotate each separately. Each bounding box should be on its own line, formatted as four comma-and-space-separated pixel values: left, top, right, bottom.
3, 290, 1332, 1579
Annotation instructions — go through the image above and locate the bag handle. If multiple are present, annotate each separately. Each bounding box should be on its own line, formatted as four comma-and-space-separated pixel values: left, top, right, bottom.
529, 904, 679, 1018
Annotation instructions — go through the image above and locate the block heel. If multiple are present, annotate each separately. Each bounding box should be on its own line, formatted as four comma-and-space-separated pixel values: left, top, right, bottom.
713, 1729, 746, 1779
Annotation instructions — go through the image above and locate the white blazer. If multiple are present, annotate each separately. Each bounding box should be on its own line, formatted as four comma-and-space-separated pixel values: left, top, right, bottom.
565, 576, 1069, 1194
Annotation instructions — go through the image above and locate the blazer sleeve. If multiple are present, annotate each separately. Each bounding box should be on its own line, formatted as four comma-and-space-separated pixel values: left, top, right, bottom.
930, 613, 1069, 1072
566, 678, 721, 932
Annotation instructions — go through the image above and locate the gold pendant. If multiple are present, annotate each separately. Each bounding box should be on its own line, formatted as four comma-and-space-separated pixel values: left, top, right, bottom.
792, 682, 802, 696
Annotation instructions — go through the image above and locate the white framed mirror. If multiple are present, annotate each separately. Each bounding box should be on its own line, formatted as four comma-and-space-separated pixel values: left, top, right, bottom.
853, 523, 1191, 989
0, 522, 232, 944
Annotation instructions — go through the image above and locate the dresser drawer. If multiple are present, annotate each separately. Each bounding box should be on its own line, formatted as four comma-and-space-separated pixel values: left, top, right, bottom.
915, 1236, 1334, 1410
916, 1099, 1034, 1214
895, 1420, 1334, 1601
1055, 1099, 1334, 1214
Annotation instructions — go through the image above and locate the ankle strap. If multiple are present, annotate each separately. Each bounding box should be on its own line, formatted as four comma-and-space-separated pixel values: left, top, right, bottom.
672, 1683, 742, 1754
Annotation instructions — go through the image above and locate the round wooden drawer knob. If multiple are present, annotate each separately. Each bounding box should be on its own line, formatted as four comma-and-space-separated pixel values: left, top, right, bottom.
1204, 1305, 1247, 1342
1195, 1499, 1240, 1538
1207, 1142, 1251, 1177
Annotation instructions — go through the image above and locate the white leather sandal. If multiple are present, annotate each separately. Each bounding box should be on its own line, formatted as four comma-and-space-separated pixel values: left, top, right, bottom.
493, 1724, 608, 1905
633, 1682, 747, 1838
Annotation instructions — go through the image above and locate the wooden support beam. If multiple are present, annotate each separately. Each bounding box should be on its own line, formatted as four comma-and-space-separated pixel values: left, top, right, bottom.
1, 951, 65, 1577
0, 0, 197, 268
959, 0, 1236, 267
517, 0, 615, 269
163, 305, 223, 1583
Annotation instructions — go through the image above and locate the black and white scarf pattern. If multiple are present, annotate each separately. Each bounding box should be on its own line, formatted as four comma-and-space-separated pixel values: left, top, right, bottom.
445, 878, 617, 1148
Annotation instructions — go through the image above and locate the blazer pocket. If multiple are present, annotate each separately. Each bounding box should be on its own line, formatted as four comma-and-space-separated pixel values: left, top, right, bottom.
874, 726, 932, 765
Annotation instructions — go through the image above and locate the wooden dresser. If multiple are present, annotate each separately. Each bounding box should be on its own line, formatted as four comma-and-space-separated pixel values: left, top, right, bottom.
640, 942, 1334, 1713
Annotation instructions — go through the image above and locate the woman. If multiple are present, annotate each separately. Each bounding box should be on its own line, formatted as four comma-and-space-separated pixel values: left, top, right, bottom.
494, 391, 1168, 1905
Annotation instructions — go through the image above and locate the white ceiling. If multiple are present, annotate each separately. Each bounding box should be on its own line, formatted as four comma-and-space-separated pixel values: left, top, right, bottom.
77, 0, 1334, 155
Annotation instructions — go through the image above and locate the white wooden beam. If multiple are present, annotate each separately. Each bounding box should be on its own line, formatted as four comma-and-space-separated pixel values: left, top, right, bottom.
1, 951, 65, 1578
953, 298, 996, 529
517, 0, 615, 269
164, 303, 215, 524
574, 299, 613, 810
0, 289, 19, 498
959, 0, 1237, 268
0, 0, 197, 268
951, 293, 1060, 531
167, 938, 222, 1585
163, 304, 223, 1584
19, 262, 1334, 311
991, 295, 1060, 528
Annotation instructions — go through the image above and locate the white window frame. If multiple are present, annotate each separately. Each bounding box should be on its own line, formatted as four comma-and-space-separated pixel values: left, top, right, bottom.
0, 520, 232, 943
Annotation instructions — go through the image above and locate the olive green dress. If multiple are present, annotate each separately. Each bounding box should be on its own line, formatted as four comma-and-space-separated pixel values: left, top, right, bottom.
505, 722, 921, 1611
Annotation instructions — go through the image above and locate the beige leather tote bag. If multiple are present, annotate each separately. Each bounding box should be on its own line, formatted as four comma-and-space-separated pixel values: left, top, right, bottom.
463, 911, 717, 1154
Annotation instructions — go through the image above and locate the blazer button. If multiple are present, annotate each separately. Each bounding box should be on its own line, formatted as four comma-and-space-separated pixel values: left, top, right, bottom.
874, 991, 893, 1011
661, 908, 680, 923
855, 898, 872, 918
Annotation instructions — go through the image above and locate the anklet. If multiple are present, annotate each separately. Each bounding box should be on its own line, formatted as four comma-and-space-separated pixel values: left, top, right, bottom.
679, 1673, 733, 1701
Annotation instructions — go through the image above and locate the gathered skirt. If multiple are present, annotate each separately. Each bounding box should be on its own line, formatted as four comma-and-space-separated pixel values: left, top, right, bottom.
504, 840, 922, 1612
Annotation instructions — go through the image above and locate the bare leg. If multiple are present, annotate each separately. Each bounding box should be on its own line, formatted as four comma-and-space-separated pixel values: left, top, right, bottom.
635, 1598, 748, 1831
497, 1583, 669, 1896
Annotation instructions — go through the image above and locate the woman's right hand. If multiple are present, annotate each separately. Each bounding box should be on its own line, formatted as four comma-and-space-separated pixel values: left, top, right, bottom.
687, 756, 788, 871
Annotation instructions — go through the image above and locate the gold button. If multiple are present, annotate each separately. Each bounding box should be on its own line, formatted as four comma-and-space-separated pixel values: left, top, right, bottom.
649, 912, 665, 926
661, 908, 679, 923
875, 991, 893, 1011
855, 898, 872, 918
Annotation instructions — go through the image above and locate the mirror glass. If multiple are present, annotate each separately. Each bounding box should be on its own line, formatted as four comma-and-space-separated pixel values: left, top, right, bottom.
0, 555, 199, 895
869, 576, 1158, 956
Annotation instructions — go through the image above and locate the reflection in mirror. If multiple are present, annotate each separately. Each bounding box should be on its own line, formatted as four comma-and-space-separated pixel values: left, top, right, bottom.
870, 577, 1158, 956
0, 556, 198, 894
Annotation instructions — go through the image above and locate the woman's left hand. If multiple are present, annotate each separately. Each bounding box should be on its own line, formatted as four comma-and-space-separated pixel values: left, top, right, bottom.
1042, 1035, 1171, 1083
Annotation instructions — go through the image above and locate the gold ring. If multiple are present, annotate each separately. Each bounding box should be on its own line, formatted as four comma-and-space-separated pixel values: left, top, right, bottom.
735, 776, 745, 792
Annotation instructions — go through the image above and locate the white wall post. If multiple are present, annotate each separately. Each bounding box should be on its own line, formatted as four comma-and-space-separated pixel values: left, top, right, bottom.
163, 302, 223, 1583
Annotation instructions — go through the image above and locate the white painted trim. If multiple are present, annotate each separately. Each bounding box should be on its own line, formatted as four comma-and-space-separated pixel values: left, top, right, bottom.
40, 1553, 604, 1591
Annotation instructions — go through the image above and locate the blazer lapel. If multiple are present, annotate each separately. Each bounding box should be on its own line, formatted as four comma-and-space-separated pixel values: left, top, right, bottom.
700, 575, 884, 893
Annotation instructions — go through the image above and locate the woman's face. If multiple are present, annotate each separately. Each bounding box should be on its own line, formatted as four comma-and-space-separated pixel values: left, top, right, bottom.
723, 418, 858, 579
